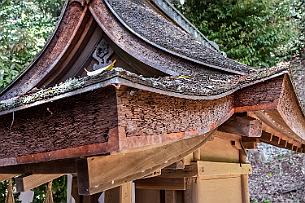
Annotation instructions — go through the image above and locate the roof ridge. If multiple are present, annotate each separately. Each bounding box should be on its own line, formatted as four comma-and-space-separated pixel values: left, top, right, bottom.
150, 0, 221, 52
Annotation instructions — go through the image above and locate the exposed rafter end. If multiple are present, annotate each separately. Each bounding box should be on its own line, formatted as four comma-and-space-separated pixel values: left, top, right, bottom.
260, 132, 302, 151
219, 115, 262, 138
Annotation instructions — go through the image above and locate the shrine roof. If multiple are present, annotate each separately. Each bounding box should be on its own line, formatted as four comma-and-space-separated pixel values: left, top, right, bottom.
0, 65, 287, 116
104, 0, 252, 75
0, 0, 304, 157
289, 58, 305, 113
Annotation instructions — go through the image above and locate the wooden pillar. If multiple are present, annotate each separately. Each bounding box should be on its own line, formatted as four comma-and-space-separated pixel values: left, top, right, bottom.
240, 150, 250, 203
105, 182, 133, 203
184, 178, 197, 203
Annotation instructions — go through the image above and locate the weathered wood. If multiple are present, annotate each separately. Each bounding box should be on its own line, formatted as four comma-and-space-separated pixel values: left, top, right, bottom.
0, 87, 118, 166
0, 159, 76, 174
235, 76, 284, 112
136, 177, 187, 190
77, 133, 212, 195
184, 178, 197, 203
197, 161, 252, 179
135, 189, 160, 203
0, 174, 18, 182
116, 88, 234, 145
104, 183, 133, 203
196, 176, 243, 203
16, 174, 63, 192
142, 170, 161, 179
219, 115, 262, 137
165, 190, 177, 203
120, 182, 133, 203
160, 164, 198, 179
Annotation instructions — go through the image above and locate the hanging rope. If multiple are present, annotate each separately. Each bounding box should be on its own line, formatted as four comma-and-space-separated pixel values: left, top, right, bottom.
43, 181, 54, 203
5, 179, 15, 203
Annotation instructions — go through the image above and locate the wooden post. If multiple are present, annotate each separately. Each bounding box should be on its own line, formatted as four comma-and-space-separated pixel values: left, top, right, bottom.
105, 182, 133, 203
165, 190, 176, 203
240, 150, 250, 203
184, 178, 197, 203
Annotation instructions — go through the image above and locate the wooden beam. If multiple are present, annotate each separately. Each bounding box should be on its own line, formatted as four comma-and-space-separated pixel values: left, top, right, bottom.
142, 170, 161, 179
120, 182, 133, 203
219, 115, 262, 137
160, 164, 198, 179
136, 177, 187, 190
16, 174, 64, 192
197, 161, 252, 180
0, 174, 18, 182
77, 133, 212, 195
0, 159, 76, 174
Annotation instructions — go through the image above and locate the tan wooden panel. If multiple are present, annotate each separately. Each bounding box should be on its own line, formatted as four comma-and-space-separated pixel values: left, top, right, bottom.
197, 176, 243, 203
197, 161, 252, 179
200, 136, 240, 163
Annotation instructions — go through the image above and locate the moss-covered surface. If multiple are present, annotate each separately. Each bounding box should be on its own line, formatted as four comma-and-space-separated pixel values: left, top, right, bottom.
0, 65, 289, 113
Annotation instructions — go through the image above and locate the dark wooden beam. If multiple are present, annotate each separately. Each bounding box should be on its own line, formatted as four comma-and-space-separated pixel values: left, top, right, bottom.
219, 115, 262, 137
0, 159, 76, 174
160, 164, 198, 179
76, 133, 212, 195
135, 177, 187, 190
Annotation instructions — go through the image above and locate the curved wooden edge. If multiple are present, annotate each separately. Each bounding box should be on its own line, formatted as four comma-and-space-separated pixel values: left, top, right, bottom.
77, 132, 214, 195
235, 74, 305, 149
276, 75, 305, 142
0, 1, 88, 100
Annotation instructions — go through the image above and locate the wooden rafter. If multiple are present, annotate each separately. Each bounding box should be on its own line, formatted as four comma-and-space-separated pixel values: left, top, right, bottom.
219, 115, 262, 137
16, 174, 64, 192
76, 133, 213, 195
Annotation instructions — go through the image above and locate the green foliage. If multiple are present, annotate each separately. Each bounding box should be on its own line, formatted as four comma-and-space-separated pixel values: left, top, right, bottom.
177, 0, 302, 67
0, 0, 64, 90
0, 0, 66, 201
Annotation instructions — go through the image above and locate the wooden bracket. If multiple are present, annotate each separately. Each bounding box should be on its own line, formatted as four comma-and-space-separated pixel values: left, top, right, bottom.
219, 115, 262, 137
197, 161, 252, 179
0, 174, 18, 182
76, 133, 212, 195
16, 174, 64, 192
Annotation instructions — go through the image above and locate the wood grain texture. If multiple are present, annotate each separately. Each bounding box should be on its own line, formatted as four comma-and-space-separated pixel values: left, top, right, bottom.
0, 174, 18, 182
0, 87, 117, 162
16, 174, 63, 192
136, 177, 187, 190
235, 76, 284, 112
77, 133, 212, 195
117, 88, 234, 139
197, 161, 252, 179
219, 115, 262, 137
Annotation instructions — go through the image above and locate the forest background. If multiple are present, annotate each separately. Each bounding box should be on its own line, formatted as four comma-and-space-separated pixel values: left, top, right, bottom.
0, 0, 305, 202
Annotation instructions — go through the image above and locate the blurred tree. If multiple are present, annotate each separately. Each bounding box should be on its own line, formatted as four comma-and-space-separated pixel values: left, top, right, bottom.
176, 0, 303, 67
0, 1, 66, 201
0, 0, 64, 90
